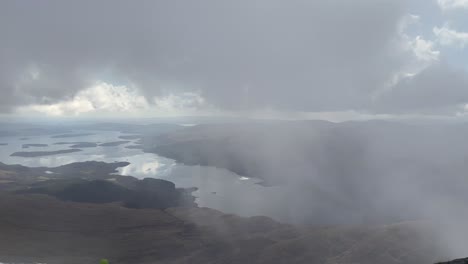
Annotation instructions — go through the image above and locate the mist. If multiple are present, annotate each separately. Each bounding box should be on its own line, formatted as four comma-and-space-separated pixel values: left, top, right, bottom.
144, 120, 468, 258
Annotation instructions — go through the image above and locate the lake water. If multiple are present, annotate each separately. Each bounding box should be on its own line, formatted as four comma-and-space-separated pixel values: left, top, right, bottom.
0, 130, 289, 221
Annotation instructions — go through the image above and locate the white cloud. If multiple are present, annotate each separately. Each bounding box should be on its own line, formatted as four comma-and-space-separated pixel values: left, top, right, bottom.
380, 34, 439, 90
434, 25, 468, 48
437, 0, 468, 10
398, 14, 420, 32
16, 82, 212, 117
18, 82, 149, 116
398, 14, 439, 73
153, 92, 206, 115
371, 16, 440, 105
410, 36, 440, 62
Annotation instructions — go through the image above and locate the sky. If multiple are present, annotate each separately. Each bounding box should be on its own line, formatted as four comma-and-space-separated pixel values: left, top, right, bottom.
1, 0, 468, 120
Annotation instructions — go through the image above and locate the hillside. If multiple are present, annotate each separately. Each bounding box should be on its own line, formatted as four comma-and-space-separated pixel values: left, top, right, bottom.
0, 160, 453, 263
0, 193, 447, 264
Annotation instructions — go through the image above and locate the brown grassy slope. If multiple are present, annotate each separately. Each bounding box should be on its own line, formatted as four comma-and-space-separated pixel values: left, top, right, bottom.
0, 194, 446, 264
0, 194, 197, 264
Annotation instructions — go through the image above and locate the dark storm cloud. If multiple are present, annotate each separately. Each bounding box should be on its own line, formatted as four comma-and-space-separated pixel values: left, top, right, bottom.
1, 0, 464, 114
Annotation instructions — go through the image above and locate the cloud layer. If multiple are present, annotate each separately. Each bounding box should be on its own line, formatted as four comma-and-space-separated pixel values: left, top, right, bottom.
17, 82, 148, 116
1, 0, 468, 116
434, 24, 468, 48
438, 0, 468, 10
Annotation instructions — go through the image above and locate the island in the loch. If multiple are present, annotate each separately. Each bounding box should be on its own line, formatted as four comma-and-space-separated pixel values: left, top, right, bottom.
99, 141, 131, 147
0, 143, 7, 146
118, 135, 141, 140
54, 142, 98, 148
22, 143, 48, 149
51, 133, 95, 138
69, 142, 98, 148
125, 144, 144, 150
10, 149, 82, 157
